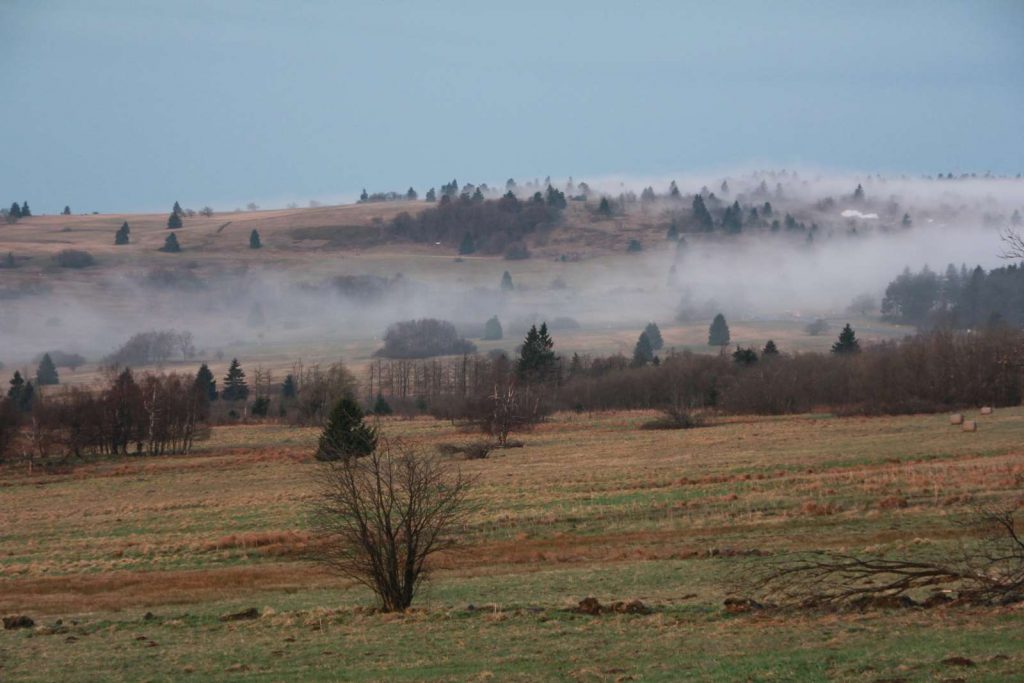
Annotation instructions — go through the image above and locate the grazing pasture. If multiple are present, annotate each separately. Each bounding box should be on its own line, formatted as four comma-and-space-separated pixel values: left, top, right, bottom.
2, 408, 1023, 680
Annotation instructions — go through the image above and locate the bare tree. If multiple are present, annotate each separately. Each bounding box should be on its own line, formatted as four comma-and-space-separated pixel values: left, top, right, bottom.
311, 439, 473, 612
485, 381, 542, 446
743, 498, 1024, 608
1000, 227, 1024, 259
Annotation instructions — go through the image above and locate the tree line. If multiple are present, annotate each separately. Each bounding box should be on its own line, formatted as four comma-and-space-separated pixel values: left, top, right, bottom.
882, 263, 1024, 329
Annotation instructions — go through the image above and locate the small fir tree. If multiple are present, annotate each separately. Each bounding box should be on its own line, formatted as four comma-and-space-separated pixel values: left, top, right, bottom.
832, 324, 861, 354
249, 229, 262, 249
708, 313, 730, 349
160, 233, 181, 252
483, 316, 503, 340
221, 359, 249, 401
631, 332, 655, 367
643, 322, 664, 350
167, 212, 183, 229
195, 363, 217, 401
316, 397, 378, 461
500, 270, 514, 291
36, 353, 59, 386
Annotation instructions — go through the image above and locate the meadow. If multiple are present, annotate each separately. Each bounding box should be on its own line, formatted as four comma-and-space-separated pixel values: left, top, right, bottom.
2, 408, 1023, 681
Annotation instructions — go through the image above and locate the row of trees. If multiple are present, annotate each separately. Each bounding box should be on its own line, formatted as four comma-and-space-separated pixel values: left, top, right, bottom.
882, 263, 1024, 329
1, 369, 210, 466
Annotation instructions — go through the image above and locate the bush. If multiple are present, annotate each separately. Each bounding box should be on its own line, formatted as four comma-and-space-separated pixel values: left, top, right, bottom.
641, 407, 705, 430
377, 319, 477, 359
53, 249, 95, 268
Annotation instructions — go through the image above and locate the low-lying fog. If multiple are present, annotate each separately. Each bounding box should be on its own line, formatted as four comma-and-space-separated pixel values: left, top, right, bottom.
1, 171, 1020, 366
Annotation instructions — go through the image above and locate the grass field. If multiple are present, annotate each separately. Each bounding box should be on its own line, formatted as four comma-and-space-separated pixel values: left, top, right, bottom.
2, 408, 1023, 681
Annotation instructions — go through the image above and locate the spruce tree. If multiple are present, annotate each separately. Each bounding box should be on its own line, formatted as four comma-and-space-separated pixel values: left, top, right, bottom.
631, 332, 655, 367
9, 202, 21, 218
221, 359, 249, 401
194, 363, 217, 401
167, 212, 183, 229
517, 323, 557, 381
249, 229, 262, 249
708, 313, 730, 349
281, 374, 297, 399
500, 271, 514, 291
597, 197, 613, 216
425, 188, 436, 202
316, 397, 378, 461
483, 315, 503, 340
114, 221, 130, 245
372, 394, 393, 415
763, 339, 779, 355
172, 201, 183, 216
643, 322, 664, 350
62, 206, 71, 215
359, 189, 369, 202
8, 372, 34, 412
20, 202, 30, 217
692, 195, 714, 231
669, 180, 681, 198
458, 232, 476, 255
36, 353, 59, 386
666, 221, 679, 241
831, 324, 861, 354
160, 233, 181, 252
853, 184, 865, 202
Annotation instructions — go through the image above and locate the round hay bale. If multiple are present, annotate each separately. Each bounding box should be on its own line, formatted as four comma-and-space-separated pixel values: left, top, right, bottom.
980, 406, 993, 415
962, 420, 977, 432
949, 413, 964, 425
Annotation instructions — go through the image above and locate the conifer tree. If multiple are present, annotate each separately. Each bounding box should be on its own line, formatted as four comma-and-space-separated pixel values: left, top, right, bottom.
9, 202, 21, 218
172, 201, 183, 216
668, 180, 681, 199
708, 313, 730, 350
221, 359, 249, 401
517, 323, 557, 381
853, 184, 865, 202
692, 195, 714, 231
406, 187, 417, 201
36, 353, 59, 386
20, 202, 30, 217
281, 374, 297, 399
249, 229, 262, 249
631, 332, 655, 367
831, 324, 861, 354
643, 322, 664, 350
372, 394, 393, 415
167, 212, 183, 229
194, 363, 217, 401
359, 189, 369, 202
316, 397, 377, 461
500, 270, 514, 291
597, 197, 613, 216
732, 346, 758, 365
160, 233, 181, 252
763, 339, 779, 355
458, 232, 476, 255
114, 221, 130, 245
483, 315, 503, 340
666, 221, 679, 241
62, 206, 71, 215
425, 188, 436, 202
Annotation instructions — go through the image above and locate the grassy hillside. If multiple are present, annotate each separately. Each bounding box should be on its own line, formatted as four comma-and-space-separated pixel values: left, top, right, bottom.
2, 409, 1022, 680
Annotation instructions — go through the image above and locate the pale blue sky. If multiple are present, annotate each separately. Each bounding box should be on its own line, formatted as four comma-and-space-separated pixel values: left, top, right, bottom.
2, 0, 1022, 213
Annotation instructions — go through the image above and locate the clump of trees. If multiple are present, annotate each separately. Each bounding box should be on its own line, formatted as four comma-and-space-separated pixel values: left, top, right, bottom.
0, 368, 210, 466
882, 263, 1024, 329
377, 319, 477, 359
104, 330, 195, 367
387, 191, 564, 255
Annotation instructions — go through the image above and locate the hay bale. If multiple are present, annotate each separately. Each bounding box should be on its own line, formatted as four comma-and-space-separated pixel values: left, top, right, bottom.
962, 420, 977, 432
949, 413, 964, 425
980, 406, 993, 415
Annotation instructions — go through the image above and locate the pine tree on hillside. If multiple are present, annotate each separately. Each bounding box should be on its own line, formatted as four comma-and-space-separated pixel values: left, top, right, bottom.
500, 270, 514, 291
114, 221, 130, 245
316, 397, 378, 461
7, 371, 34, 412
62, 206, 71, 215
9, 202, 21, 218
172, 201, 183, 216
36, 353, 59, 386
194, 363, 217, 401
359, 189, 369, 202
167, 212, 183, 229
631, 332, 655, 367
425, 188, 436, 202
221, 359, 249, 401
669, 180, 681, 199
708, 313, 730, 350
20, 202, 30, 217
692, 195, 714, 231
853, 184, 865, 202
249, 229, 262, 249
458, 232, 476, 255
763, 339, 779, 355
831, 324, 861, 354
160, 233, 181, 252
597, 196, 613, 217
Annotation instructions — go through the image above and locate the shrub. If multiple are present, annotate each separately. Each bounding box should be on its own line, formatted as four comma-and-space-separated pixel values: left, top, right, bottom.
53, 249, 95, 268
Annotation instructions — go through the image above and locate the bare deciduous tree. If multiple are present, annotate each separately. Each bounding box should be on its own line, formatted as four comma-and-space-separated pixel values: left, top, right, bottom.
742, 498, 1024, 608
311, 439, 473, 612
1000, 227, 1024, 259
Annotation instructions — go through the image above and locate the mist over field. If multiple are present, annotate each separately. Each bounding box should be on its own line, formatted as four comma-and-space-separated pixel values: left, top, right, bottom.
1, 171, 1019, 365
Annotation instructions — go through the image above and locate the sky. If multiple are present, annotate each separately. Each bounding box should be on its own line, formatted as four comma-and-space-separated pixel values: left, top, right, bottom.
1, 0, 1022, 213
